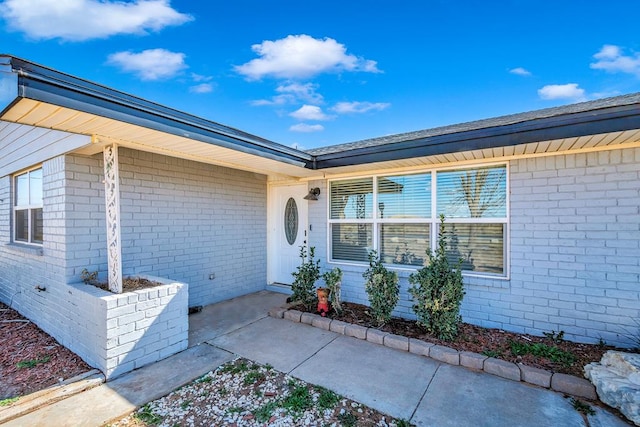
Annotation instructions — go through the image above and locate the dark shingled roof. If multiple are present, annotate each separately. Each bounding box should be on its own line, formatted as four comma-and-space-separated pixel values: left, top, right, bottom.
306, 92, 640, 156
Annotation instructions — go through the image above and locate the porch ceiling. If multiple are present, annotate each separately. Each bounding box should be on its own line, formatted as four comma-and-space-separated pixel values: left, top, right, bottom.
2, 98, 322, 180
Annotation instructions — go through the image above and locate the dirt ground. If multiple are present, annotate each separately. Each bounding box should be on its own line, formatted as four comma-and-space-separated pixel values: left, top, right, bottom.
0, 302, 92, 401
294, 301, 638, 378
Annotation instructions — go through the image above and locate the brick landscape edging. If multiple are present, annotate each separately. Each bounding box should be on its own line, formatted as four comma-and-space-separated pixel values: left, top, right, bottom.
271, 308, 597, 400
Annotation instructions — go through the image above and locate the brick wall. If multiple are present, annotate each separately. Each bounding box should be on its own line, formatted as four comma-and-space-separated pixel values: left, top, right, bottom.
0, 146, 268, 377
309, 148, 640, 348
64, 148, 268, 307
117, 149, 267, 306
101, 276, 188, 379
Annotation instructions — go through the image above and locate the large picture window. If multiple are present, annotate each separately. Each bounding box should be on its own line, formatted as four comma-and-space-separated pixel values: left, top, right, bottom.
329, 164, 508, 276
14, 167, 43, 245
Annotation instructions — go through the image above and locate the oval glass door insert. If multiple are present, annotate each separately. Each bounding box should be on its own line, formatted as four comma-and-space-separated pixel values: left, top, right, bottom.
284, 197, 298, 245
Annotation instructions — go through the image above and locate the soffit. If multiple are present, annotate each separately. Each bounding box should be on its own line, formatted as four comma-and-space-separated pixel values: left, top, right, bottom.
317, 129, 640, 177
2, 98, 322, 180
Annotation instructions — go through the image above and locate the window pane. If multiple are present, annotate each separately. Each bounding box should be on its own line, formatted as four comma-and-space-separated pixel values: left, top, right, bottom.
437, 166, 506, 218
380, 224, 429, 266
31, 208, 43, 243
15, 209, 28, 242
377, 173, 431, 219
29, 168, 43, 205
331, 223, 372, 262
15, 173, 28, 206
330, 178, 373, 219
443, 223, 504, 274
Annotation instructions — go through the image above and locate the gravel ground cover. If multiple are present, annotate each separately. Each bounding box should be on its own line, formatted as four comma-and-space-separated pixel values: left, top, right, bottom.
108, 357, 413, 427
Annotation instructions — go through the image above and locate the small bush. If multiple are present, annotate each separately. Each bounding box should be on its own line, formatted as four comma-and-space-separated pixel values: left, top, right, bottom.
290, 246, 320, 310
322, 267, 343, 314
363, 251, 399, 326
408, 215, 465, 341
81, 268, 98, 285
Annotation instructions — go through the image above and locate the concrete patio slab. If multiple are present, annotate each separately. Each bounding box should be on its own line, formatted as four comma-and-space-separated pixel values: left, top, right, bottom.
209, 316, 338, 373
188, 290, 287, 346
291, 334, 439, 421
413, 363, 585, 427
4, 344, 233, 427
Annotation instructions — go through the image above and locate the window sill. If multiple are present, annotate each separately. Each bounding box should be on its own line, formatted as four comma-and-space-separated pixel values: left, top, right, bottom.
5, 242, 44, 256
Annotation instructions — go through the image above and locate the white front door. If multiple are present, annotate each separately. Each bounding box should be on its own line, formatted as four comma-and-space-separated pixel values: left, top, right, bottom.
269, 184, 309, 285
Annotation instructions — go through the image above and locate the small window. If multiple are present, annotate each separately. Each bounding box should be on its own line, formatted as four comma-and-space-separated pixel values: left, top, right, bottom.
14, 167, 43, 245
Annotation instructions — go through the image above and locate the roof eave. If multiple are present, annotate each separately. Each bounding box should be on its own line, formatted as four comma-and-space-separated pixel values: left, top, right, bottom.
313, 103, 640, 169
3, 55, 313, 168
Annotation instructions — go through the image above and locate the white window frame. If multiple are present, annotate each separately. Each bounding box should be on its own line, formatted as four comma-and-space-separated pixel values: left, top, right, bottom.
13, 166, 43, 246
327, 162, 509, 279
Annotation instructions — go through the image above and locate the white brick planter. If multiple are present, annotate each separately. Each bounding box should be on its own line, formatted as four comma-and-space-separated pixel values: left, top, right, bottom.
65, 275, 189, 379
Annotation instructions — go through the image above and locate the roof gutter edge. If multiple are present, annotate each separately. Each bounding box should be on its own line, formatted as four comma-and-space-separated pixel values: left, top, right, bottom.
5, 55, 312, 168
313, 104, 640, 169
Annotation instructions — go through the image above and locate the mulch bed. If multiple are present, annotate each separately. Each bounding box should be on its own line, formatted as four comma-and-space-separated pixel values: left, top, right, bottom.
91, 276, 164, 293
293, 301, 637, 378
1, 277, 165, 402
0, 302, 92, 401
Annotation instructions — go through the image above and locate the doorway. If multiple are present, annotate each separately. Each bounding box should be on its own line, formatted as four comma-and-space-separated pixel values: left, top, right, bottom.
268, 184, 309, 286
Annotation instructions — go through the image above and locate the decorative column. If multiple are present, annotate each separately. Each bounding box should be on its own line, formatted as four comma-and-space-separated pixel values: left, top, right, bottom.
103, 144, 123, 293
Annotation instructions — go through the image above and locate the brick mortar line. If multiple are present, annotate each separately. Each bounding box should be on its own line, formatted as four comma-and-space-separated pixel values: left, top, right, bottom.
270, 307, 597, 400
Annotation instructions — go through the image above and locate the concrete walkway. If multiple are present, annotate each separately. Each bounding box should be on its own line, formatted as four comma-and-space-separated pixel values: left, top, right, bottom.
3, 291, 633, 427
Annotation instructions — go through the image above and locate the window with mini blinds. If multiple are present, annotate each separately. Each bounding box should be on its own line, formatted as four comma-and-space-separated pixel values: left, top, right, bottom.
13, 167, 43, 245
328, 164, 508, 276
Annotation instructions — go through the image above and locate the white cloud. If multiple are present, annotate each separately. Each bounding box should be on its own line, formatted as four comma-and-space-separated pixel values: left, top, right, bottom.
332, 101, 390, 114
0, 0, 192, 41
107, 49, 187, 81
290, 123, 324, 133
538, 83, 586, 101
189, 83, 213, 94
251, 82, 324, 106
276, 82, 323, 104
235, 34, 381, 80
509, 67, 531, 76
290, 105, 333, 121
251, 97, 289, 106
191, 73, 213, 83
590, 44, 640, 77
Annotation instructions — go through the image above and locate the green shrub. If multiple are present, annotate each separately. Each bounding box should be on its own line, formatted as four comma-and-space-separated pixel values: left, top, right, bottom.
322, 267, 343, 314
408, 215, 465, 341
290, 246, 320, 310
363, 251, 399, 326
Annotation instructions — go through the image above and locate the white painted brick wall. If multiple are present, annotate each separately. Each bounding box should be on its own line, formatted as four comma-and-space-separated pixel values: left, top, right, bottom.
308, 148, 640, 348
1, 145, 268, 378
113, 148, 267, 306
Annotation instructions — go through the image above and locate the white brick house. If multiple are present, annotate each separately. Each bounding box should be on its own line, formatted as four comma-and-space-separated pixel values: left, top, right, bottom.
1, 55, 638, 377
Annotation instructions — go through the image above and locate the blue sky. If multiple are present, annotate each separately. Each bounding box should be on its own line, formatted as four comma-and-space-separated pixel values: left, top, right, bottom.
1, 1, 640, 150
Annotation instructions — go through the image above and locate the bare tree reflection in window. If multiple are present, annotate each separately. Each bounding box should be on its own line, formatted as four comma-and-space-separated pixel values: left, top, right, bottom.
443, 167, 507, 273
